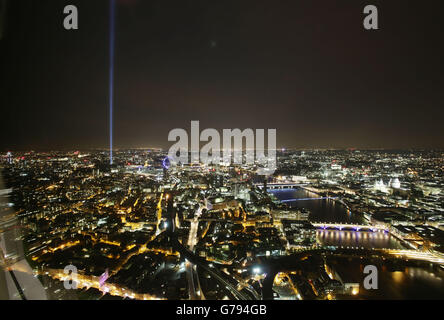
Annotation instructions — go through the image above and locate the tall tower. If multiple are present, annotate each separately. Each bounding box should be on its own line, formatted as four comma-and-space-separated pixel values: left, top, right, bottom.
162, 157, 170, 180
6, 152, 12, 165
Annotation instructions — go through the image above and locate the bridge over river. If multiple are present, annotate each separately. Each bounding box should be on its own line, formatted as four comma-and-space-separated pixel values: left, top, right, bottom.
313, 223, 389, 232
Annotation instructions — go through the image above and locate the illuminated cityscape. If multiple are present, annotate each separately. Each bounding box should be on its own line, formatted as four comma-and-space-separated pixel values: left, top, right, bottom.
1, 149, 443, 300
1, 0, 444, 304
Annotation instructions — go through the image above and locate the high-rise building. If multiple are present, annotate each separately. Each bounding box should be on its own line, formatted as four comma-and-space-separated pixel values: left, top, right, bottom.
6, 152, 12, 165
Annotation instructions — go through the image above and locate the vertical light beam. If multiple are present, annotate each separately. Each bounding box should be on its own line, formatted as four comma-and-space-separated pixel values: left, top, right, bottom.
109, 0, 116, 165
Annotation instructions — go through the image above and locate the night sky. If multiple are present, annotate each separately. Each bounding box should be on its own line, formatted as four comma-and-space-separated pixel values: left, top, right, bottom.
1, 0, 443, 151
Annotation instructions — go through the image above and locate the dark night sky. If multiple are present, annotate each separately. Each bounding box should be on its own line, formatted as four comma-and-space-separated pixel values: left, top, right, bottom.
1, 0, 443, 151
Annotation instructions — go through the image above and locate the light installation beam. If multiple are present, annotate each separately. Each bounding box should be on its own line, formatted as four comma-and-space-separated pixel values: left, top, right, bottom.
109, 0, 116, 165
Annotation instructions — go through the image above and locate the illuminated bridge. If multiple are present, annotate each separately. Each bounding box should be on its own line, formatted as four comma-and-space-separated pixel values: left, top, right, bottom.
256, 183, 308, 190
313, 223, 389, 232
324, 248, 444, 265
281, 196, 338, 202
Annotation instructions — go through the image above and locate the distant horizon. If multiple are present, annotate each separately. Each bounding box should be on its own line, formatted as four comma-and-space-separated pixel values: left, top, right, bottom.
2, 146, 444, 153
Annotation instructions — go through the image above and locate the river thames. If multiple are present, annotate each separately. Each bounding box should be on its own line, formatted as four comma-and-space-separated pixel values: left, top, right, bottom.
269, 188, 444, 299
270, 188, 404, 249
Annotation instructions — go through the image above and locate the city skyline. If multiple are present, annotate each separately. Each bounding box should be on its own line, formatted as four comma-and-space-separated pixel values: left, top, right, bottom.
2, 148, 444, 300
